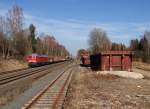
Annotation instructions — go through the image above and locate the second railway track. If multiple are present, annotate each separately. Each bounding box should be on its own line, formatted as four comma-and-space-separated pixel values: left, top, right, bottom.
0, 61, 71, 85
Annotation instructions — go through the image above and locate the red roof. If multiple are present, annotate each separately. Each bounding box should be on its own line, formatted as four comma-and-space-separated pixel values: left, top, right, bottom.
100, 51, 133, 55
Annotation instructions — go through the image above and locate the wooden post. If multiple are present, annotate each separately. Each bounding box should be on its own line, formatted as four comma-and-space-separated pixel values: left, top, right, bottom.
121, 54, 123, 71
130, 54, 133, 72
110, 54, 112, 71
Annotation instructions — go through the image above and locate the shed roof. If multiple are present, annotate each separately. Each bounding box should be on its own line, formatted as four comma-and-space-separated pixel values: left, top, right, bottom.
100, 51, 133, 55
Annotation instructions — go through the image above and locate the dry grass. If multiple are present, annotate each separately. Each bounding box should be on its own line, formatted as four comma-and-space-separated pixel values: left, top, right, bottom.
133, 61, 150, 71
133, 61, 150, 79
0, 59, 28, 73
0, 59, 28, 106
63, 72, 118, 109
63, 68, 150, 109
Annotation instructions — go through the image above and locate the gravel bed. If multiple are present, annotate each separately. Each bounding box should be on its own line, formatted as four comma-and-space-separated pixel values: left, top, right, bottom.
63, 66, 150, 109
97, 71, 144, 79
0, 62, 69, 106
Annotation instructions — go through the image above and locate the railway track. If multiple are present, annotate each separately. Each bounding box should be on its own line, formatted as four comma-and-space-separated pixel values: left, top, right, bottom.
0, 68, 29, 76
0, 61, 70, 85
0, 61, 67, 76
21, 66, 73, 109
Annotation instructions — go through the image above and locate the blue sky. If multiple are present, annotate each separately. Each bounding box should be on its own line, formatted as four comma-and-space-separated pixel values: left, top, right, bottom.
0, 0, 150, 55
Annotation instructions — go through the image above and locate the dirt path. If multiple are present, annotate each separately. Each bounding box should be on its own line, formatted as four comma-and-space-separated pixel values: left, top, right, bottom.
63, 66, 150, 109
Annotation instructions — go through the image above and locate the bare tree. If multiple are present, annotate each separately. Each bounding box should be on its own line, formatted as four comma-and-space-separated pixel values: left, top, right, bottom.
89, 28, 111, 54
130, 39, 139, 51
77, 49, 88, 59
7, 5, 23, 34
35, 35, 69, 58
36, 37, 42, 54
111, 43, 127, 51
129, 31, 150, 63
0, 5, 70, 59
24, 29, 32, 54
0, 16, 10, 59
7, 5, 24, 57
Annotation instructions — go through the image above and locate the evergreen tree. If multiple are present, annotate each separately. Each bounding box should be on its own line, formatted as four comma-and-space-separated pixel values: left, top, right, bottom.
29, 24, 36, 52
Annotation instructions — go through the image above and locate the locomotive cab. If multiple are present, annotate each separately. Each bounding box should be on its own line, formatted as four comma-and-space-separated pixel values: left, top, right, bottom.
26, 54, 49, 67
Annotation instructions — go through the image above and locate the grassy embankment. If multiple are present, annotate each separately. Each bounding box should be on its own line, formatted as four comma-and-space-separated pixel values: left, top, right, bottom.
0, 59, 28, 73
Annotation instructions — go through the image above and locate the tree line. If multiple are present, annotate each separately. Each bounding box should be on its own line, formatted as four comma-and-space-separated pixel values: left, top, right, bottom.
0, 5, 69, 60
130, 31, 150, 62
88, 28, 128, 53
78, 28, 150, 63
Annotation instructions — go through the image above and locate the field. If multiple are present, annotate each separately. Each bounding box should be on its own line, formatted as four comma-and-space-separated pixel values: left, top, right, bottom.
63, 63, 150, 109
0, 59, 27, 73
133, 62, 150, 71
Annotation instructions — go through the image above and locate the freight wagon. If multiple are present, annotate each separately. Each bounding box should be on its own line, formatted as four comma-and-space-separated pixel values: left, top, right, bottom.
81, 55, 90, 66
90, 51, 133, 71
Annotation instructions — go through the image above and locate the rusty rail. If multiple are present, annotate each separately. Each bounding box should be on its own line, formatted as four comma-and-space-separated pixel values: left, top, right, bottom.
22, 66, 73, 109
52, 69, 72, 109
0, 61, 69, 85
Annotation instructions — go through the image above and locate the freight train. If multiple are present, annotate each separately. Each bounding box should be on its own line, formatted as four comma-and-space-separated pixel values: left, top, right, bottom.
26, 54, 68, 67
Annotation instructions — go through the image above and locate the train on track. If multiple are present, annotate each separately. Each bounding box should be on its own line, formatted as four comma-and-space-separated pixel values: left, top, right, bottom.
26, 54, 68, 67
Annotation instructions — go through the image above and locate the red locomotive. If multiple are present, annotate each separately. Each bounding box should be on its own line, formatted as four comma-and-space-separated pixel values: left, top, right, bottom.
26, 54, 68, 67
26, 54, 50, 67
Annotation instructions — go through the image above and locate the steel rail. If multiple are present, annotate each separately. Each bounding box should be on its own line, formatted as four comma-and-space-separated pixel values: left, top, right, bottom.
0, 68, 29, 76
0, 60, 68, 76
0, 67, 50, 85
51, 68, 72, 109
0, 61, 70, 85
22, 66, 73, 109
